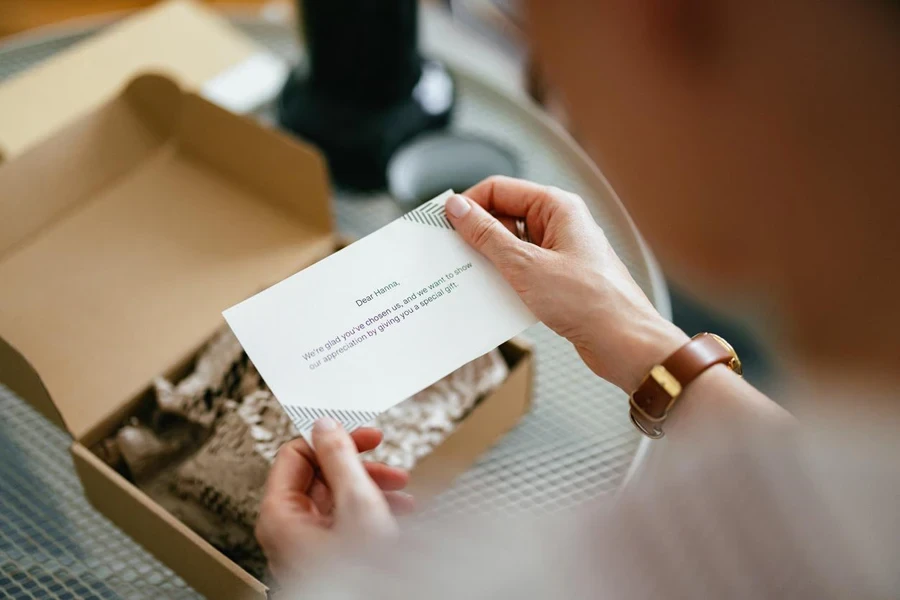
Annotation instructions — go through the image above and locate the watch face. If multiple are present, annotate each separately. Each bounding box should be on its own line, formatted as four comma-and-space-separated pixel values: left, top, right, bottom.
709, 333, 743, 376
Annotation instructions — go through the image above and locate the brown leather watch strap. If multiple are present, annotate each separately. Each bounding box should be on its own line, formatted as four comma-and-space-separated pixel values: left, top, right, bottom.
629, 333, 741, 438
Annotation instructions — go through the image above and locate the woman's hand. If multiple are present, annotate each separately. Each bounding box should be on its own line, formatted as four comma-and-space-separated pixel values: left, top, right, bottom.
445, 176, 688, 393
255, 419, 414, 581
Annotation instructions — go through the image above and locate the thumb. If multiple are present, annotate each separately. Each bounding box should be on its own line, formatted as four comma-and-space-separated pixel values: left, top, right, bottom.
311, 418, 396, 537
445, 194, 526, 269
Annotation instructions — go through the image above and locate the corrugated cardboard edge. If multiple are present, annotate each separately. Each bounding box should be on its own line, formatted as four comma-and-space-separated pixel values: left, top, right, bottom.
0, 0, 262, 159
71, 444, 268, 600
0, 335, 66, 431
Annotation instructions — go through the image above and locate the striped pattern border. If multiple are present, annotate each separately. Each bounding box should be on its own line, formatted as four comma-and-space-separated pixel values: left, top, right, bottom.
282, 405, 379, 434
402, 200, 454, 230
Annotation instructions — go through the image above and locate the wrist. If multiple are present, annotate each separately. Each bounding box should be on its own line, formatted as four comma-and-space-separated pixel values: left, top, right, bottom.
577, 317, 689, 393
621, 320, 690, 393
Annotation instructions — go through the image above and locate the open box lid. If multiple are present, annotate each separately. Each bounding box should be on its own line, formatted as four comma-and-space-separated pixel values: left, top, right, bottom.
0, 0, 270, 161
0, 73, 335, 439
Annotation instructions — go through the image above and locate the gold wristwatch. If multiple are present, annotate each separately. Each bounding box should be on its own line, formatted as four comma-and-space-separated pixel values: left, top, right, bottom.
629, 333, 742, 438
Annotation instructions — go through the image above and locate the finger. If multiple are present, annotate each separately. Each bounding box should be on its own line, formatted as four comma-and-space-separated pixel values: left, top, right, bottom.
307, 462, 408, 516
350, 427, 383, 453
445, 194, 531, 273
312, 418, 393, 527
266, 437, 317, 498
468, 176, 585, 245
266, 428, 384, 498
307, 478, 332, 515
308, 428, 397, 516
384, 491, 416, 515
267, 427, 382, 497
496, 215, 520, 238
464, 175, 553, 217
364, 462, 409, 491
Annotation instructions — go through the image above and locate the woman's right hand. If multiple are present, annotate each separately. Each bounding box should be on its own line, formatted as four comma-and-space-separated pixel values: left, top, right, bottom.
444, 176, 688, 394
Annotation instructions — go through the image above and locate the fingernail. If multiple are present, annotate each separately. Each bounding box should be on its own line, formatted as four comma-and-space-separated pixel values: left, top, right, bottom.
314, 416, 338, 432
445, 194, 471, 218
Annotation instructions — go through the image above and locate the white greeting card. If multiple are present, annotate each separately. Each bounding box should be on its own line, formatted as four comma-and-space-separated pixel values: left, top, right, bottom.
223, 191, 536, 437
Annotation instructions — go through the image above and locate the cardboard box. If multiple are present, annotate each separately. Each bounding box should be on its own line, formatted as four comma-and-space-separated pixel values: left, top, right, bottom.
0, 0, 285, 162
0, 73, 533, 599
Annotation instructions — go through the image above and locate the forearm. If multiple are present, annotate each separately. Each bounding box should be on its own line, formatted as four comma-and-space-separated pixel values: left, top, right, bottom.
624, 361, 795, 486
665, 364, 793, 442
584, 319, 792, 441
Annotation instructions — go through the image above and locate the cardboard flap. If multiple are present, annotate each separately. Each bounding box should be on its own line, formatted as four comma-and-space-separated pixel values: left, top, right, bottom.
0, 0, 262, 160
0, 336, 66, 432
176, 89, 332, 233
0, 77, 171, 258
0, 74, 334, 439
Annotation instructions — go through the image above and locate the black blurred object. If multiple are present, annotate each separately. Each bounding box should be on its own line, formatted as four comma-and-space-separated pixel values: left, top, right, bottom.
278, 0, 455, 190
387, 132, 518, 209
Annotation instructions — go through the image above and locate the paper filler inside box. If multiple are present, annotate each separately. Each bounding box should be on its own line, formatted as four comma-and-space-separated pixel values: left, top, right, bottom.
0, 74, 533, 599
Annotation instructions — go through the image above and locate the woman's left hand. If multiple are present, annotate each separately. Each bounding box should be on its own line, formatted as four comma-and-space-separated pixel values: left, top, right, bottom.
255, 419, 415, 581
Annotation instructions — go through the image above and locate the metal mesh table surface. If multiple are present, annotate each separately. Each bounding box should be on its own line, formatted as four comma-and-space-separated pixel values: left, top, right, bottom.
0, 12, 667, 599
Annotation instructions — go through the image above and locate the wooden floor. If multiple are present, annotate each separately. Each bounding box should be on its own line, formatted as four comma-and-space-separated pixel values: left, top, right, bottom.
0, 0, 270, 38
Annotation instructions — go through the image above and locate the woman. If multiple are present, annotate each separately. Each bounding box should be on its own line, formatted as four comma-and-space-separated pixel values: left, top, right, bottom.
256, 0, 900, 596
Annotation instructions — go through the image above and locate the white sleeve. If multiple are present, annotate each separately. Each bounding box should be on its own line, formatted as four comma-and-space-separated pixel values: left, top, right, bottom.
281, 431, 899, 600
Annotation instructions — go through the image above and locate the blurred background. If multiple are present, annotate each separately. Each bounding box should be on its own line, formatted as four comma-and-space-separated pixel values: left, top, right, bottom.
0, 0, 266, 36
0, 0, 775, 392
0, 2, 783, 598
